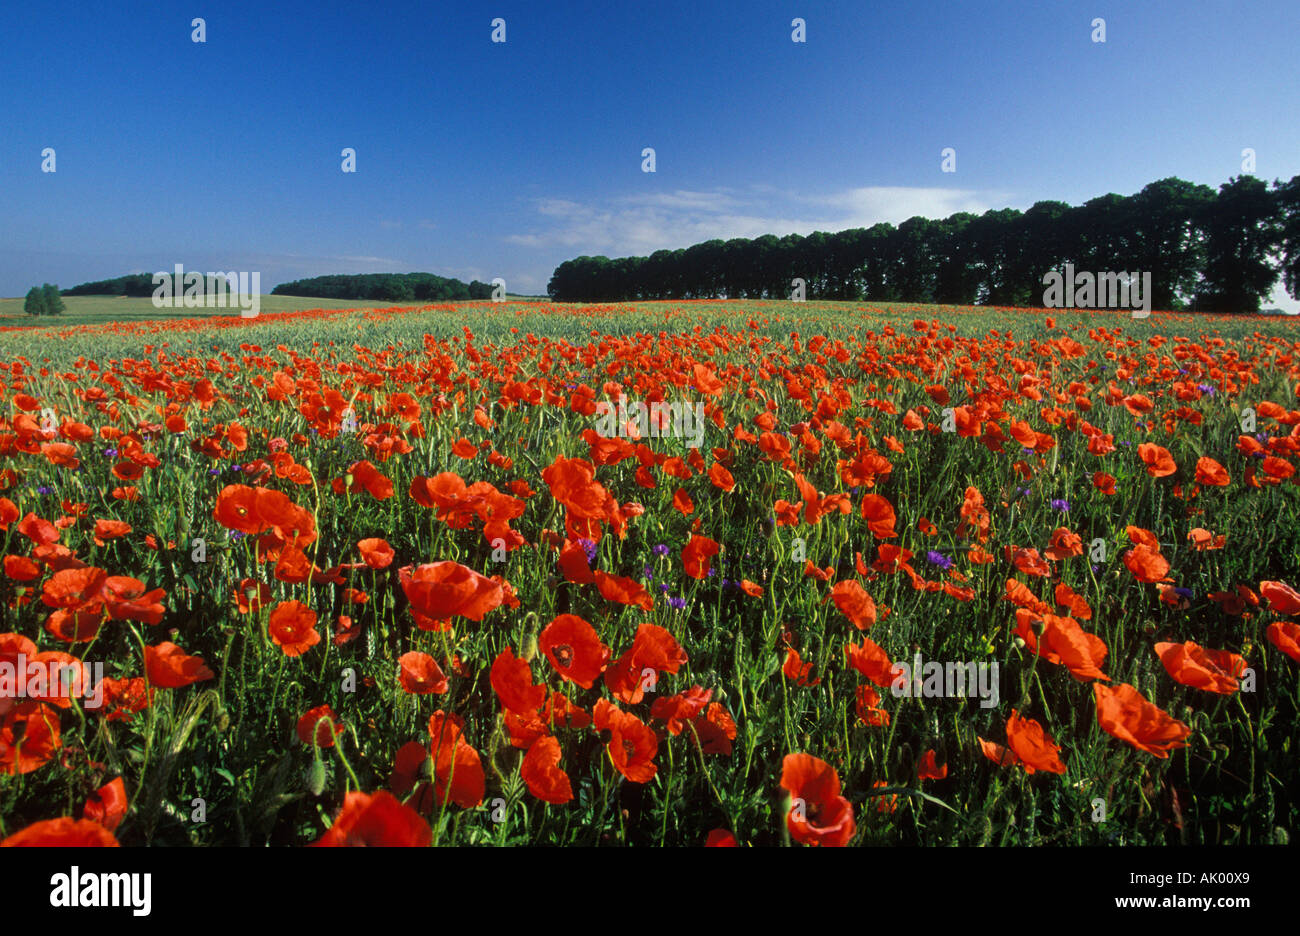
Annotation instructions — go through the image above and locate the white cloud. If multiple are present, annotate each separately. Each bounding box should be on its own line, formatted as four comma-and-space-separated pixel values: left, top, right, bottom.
506, 185, 1013, 256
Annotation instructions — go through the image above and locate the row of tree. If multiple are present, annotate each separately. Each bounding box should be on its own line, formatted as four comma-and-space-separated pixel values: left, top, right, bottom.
271, 272, 494, 302
547, 175, 1300, 313
62, 274, 159, 297
24, 284, 67, 316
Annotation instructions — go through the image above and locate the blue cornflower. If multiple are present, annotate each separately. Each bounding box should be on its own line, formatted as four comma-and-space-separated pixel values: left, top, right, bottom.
668, 596, 687, 610
653, 543, 670, 557
579, 538, 597, 563
926, 550, 954, 571
642, 565, 654, 581
1051, 499, 1070, 512
36, 486, 52, 495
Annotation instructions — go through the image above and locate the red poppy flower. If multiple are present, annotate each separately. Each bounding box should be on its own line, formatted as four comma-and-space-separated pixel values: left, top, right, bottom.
357, 537, 395, 569
297, 704, 344, 747
490, 647, 547, 714
1122, 544, 1172, 583
521, 735, 574, 804
845, 637, 896, 688
705, 829, 739, 847
398, 652, 449, 695
82, 777, 129, 832
1261, 580, 1300, 615
1265, 620, 1300, 663
538, 614, 610, 689
1093, 472, 1117, 495
0, 702, 61, 775
1194, 456, 1230, 487
681, 534, 721, 579
313, 791, 431, 847
917, 750, 948, 781
267, 600, 321, 656
1154, 641, 1244, 694
144, 642, 214, 689
828, 579, 878, 630
1005, 710, 1067, 774
428, 711, 485, 808
780, 753, 855, 847
1, 817, 119, 847
782, 647, 820, 686
593, 570, 654, 611
604, 623, 688, 703
593, 699, 658, 783
1137, 443, 1177, 477
1093, 683, 1191, 757
399, 562, 504, 622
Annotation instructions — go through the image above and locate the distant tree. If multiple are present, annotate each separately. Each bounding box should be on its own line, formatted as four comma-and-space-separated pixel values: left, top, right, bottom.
1194, 175, 1283, 313
24, 286, 48, 316
1277, 174, 1300, 302
41, 283, 66, 315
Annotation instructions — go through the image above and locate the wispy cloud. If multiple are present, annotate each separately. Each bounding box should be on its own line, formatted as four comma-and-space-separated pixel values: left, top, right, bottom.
506, 186, 1013, 256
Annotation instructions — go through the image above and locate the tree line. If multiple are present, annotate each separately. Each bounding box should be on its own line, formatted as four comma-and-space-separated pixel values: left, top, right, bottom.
547, 175, 1300, 313
271, 272, 494, 302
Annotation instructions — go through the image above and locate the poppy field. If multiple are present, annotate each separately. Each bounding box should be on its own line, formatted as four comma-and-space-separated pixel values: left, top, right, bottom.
1, 299, 1298, 847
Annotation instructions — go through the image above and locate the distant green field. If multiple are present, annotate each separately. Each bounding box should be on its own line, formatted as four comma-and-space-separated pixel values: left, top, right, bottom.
0, 294, 455, 329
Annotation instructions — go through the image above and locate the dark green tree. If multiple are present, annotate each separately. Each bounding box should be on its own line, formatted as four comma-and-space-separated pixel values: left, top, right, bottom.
24, 286, 48, 316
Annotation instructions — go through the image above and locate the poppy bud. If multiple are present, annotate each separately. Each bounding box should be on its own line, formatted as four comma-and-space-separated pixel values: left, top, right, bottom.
522, 633, 538, 663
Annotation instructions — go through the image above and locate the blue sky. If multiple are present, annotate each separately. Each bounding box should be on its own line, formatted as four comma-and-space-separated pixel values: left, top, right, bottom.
3, 0, 1298, 307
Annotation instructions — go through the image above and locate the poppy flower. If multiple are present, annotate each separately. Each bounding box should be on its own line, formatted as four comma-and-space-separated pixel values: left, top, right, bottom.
681, 534, 721, 579
593, 699, 658, 783
1265, 620, 1300, 663
1261, 580, 1300, 615
521, 735, 574, 804
313, 791, 431, 847
782, 647, 820, 686
1, 817, 119, 847
101, 576, 167, 625
0, 702, 61, 775
650, 685, 713, 735
1093, 683, 1191, 757
234, 578, 272, 614
855, 684, 889, 727
144, 642, 214, 689
828, 580, 878, 630
1093, 472, 1117, 495
604, 622, 688, 703
92, 519, 131, 545
1044, 527, 1083, 560
1154, 641, 1244, 694
593, 570, 654, 611
357, 537, 395, 569
297, 704, 344, 747
1122, 544, 1172, 583
538, 614, 610, 689
82, 777, 129, 832
779, 753, 855, 847
398, 652, 449, 695
1137, 443, 1177, 477
490, 647, 547, 714
268, 600, 321, 656
428, 711, 486, 808
686, 702, 737, 755
1005, 710, 1067, 774
1194, 456, 1230, 487
705, 829, 739, 847
916, 750, 948, 781
708, 462, 735, 492
213, 484, 262, 534
399, 562, 504, 623
845, 637, 895, 688
3, 555, 40, 582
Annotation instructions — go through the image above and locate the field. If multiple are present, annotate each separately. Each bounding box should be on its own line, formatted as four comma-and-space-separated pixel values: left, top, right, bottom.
0, 295, 545, 330
1, 298, 1298, 847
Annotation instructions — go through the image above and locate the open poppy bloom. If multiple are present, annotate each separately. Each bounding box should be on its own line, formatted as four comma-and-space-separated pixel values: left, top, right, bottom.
428, 711, 486, 808
313, 791, 431, 847
398, 652, 449, 695
1005, 710, 1067, 774
828, 580, 878, 630
521, 735, 574, 804
593, 699, 658, 783
1137, 443, 1177, 477
593, 570, 654, 611
297, 704, 344, 747
0, 702, 62, 775
1266, 620, 1300, 663
490, 646, 547, 714
82, 777, 129, 832
780, 753, 855, 847
681, 534, 721, 579
144, 642, 214, 689
1122, 544, 1172, 583
1154, 641, 1245, 694
538, 614, 610, 688
1, 817, 119, 847
399, 561, 504, 623
268, 600, 321, 656
1093, 683, 1190, 757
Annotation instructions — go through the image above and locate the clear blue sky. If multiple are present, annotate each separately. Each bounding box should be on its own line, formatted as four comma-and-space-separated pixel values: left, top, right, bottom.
3, 0, 1298, 307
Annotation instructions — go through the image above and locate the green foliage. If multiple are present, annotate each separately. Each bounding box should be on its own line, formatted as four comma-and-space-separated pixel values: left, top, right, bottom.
23, 286, 47, 316
40, 283, 65, 315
